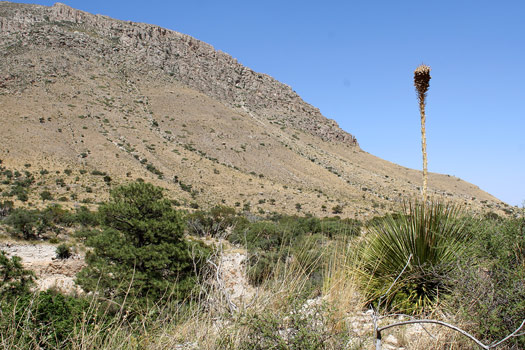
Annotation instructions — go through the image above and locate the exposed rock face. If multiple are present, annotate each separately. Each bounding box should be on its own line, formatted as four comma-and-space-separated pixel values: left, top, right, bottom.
0, 2, 357, 145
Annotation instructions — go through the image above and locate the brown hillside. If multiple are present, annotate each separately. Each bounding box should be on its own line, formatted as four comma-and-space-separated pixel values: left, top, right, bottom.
0, 2, 510, 218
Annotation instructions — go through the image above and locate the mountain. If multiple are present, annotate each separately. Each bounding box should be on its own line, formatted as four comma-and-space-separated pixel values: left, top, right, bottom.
0, 2, 510, 218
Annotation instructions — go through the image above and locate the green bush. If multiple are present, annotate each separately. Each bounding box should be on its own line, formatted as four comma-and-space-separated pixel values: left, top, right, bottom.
360, 200, 469, 313
228, 215, 342, 287
40, 190, 53, 201
0, 200, 14, 217
186, 205, 238, 237
332, 205, 343, 214
10, 186, 29, 202
76, 181, 211, 306
448, 216, 525, 348
56, 244, 72, 259
0, 251, 34, 297
73, 206, 99, 226
145, 163, 163, 178
5, 209, 39, 239
0, 290, 98, 349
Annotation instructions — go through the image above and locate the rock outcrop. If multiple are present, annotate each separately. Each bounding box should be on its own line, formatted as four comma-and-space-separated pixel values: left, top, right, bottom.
0, 2, 357, 145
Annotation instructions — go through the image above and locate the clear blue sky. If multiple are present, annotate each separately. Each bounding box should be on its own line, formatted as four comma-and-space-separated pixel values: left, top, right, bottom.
15, 0, 525, 206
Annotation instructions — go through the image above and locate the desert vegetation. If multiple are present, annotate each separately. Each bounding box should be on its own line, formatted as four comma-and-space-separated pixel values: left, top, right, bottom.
0, 178, 523, 349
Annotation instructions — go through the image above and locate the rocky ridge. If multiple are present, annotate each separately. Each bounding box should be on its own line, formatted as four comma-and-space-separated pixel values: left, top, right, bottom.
0, 2, 357, 145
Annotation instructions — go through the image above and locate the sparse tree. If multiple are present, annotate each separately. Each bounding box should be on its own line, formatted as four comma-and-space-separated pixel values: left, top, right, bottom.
76, 181, 209, 305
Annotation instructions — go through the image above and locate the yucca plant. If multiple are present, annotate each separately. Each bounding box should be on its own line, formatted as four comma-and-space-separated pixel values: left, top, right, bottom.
414, 64, 431, 202
360, 200, 469, 313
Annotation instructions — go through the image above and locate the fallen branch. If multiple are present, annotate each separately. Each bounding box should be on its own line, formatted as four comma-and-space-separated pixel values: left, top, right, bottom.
376, 318, 525, 350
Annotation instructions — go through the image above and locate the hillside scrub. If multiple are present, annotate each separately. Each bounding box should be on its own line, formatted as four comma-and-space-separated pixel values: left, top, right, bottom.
227, 215, 361, 287
447, 215, 525, 348
0, 188, 523, 348
4, 204, 98, 239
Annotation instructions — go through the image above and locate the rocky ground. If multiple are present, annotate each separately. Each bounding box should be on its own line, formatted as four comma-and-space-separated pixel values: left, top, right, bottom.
0, 242, 85, 294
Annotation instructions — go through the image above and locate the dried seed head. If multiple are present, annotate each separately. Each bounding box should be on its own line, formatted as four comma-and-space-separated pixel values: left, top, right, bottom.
414, 64, 431, 103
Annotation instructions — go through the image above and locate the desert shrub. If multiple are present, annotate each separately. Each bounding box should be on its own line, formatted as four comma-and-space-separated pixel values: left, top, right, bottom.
10, 185, 29, 202
56, 244, 72, 259
186, 205, 238, 237
230, 220, 292, 285
41, 204, 71, 225
0, 251, 34, 297
318, 217, 361, 237
229, 216, 334, 288
5, 209, 39, 239
0, 200, 14, 217
13, 174, 34, 188
179, 182, 192, 192
76, 181, 211, 306
40, 190, 53, 201
264, 214, 360, 238
235, 299, 348, 350
332, 205, 343, 214
0, 290, 100, 349
360, 200, 469, 313
448, 216, 525, 348
145, 163, 163, 178
73, 206, 99, 226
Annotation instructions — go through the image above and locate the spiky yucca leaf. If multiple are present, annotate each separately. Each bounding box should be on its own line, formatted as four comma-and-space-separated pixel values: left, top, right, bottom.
360, 200, 469, 313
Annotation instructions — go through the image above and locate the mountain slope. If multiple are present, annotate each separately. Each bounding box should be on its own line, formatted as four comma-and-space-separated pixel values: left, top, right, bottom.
0, 2, 509, 218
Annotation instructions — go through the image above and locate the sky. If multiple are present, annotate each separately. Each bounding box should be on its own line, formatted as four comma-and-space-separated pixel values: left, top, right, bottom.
14, 0, 525, 206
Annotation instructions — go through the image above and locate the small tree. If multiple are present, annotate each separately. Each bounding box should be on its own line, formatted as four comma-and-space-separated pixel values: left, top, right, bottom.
76, 181, 209, 305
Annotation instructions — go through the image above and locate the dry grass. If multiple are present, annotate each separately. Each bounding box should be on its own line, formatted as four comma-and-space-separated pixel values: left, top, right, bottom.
323, 237, 367, 326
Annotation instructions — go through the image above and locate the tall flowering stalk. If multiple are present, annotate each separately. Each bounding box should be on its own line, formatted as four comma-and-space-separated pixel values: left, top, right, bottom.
414, 64, 431, 202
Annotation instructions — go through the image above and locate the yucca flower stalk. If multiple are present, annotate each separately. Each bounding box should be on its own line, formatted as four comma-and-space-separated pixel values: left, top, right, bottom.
414, 64, 431, 202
